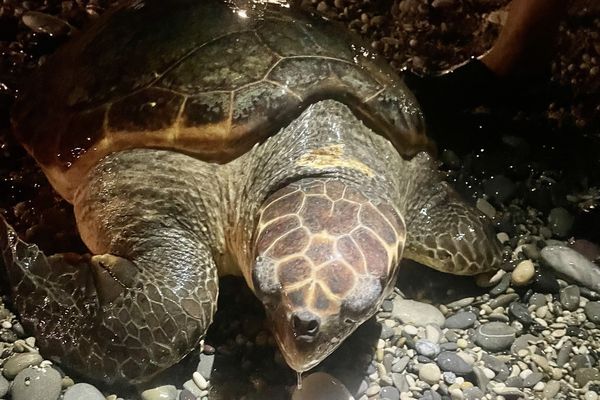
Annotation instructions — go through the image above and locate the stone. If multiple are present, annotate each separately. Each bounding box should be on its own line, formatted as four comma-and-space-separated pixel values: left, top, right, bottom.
511, 260, 535, 286
523, 372, 543, 388
510, 334, 539, 355
508, 302, 535, 325
178, 389, 197, 400
63, 383, 105, 400
575, 368, 600, 387
10, 366, 61, 400
444, 311, 477, 329
483, 175, 516, 204
560, 285, 581, 311
476, 198, 496, 219
391, 372, 409, 392
392, 356, 410, 373
196, 353, 215, 380
392, 299, 445, 327
528, 293, 547, 307
473, 322, 516, 352
548, 207, 574, 237
556, 341, 573, 366
585, 301, 600, 323
2, 352, 43, 379
415, 339, 440, 358
419, 363, 441, 385
141, 385, 178, 400
489, 273, 511, 295
463, 387, 485, 400
541, 246, 600, 291
436, 352, 473, 375
488, 293, 519, 309
0, 374, 9, 398
292, 372, 353, 400
543, 380, 561, 398
380, 386, 400, 400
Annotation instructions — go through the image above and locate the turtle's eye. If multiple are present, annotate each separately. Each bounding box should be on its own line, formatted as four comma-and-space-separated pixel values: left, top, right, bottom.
252, 255, 281, 299
341, 275, 382, 317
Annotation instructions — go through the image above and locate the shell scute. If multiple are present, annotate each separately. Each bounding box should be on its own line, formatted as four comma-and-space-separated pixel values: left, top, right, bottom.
159, 32, 278, 93
108, 88, 183, 133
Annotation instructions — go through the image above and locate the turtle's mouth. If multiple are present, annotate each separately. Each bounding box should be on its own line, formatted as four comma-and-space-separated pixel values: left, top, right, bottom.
266, 305, 350, 373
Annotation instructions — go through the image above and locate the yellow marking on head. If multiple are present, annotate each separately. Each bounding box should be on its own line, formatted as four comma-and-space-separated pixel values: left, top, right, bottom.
296, 144, 373, 177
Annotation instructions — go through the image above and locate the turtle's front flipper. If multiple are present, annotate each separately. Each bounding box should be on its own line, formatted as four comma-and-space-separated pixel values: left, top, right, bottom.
403, 155, 503, 275
0, 150, 220, 384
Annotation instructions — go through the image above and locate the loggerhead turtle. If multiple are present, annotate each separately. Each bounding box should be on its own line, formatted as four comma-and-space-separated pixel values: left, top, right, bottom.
0, 0, 502, 385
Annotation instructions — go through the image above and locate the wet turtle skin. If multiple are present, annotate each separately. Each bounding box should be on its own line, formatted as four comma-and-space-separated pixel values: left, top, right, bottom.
1, 0, 502, 385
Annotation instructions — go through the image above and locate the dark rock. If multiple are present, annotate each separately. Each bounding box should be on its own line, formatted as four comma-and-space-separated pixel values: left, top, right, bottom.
436, 352, 473, 375
559, 285, 581, 311
508, 302, 535, 325
444, 311, 477, 329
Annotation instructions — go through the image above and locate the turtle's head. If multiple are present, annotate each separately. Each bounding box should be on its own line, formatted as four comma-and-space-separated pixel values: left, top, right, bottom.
250, 178, 405, 372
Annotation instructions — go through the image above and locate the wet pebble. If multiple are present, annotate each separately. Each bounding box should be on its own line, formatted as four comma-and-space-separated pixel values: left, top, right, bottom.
63, 383, 105, 400
292, 372, 353, 400
391, 372, 409, 392
543, 380, 561, 398
436, 351, 473, 375
523, 371, 543, 387
541, 246, 600, 291
511, 259, 535, 286
548, 207, 574, 237
483, 174, 516, 204
392, 299, 445, 327
585, 301, 600, 323
444, 311, 477, 329
476, 198, 496, 219
196, 353, 215, 380
473, 322, 516, 351
141, 385, 177, 400
463, 386, 485, 400
10, 366, 61, 400
489, 273, 511, 295
559, 284, 581, 311
2, 352, 43, 379
508, 302, 535, 325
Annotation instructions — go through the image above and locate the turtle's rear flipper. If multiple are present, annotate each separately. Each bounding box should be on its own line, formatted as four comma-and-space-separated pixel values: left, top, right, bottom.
0, 212, 215, 385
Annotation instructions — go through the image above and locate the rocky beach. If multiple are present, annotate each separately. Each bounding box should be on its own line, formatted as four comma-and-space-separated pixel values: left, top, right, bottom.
1, 0, 600, 399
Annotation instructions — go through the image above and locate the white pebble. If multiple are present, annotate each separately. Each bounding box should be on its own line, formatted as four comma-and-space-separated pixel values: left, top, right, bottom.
404, 325, 418, 335
512, 260, 535, 286
192, 371, 209, 390
1, 321, 12, 329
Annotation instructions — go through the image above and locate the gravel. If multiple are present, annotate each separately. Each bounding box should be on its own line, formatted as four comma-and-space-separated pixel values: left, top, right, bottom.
0, 0, 599, 399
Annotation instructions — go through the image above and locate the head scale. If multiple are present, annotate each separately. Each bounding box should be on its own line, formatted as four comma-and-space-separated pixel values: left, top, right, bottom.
250, 178, 406, 372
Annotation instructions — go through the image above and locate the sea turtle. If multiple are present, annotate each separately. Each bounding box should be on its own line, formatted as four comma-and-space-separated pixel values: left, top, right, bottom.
0, 0, 502, 385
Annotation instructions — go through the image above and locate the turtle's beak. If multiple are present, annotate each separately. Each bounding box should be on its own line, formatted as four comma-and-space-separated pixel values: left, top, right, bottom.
267, 304, 352, 373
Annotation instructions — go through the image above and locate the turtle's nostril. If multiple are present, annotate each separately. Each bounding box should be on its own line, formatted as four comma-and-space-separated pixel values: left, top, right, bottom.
292, 311, 320, 337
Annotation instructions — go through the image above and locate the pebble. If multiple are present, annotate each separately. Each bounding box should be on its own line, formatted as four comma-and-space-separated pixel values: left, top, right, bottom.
541, 246, 600, 291
529, 293, 547, 307
585, 301, 600, 323
543, 380, 561, 398
178, 389, 197, 400
10, 366, 61, 400
488, 293, 519, 309
489, 273, 511, 295
419, 363, 442, 385
559, 285, 581, 311
196, 353, 215, 380
483, 174, 516, 204
292, 372, 353, 400
415, 339, 440, 358
476, 198, 496, 219
392, 372, 409, 392
511, 260, 535, 286
0, 374, 9, 398
392, 356, 410, 373
444, 311, 477, 329
462, 386, 484, 400
392, 299, 445, 327
141, 385, 178, 400
508, 302, 535, 325
547, 207, 574, 237
473, 322, 516, 352
380, 386, 400, 400
522, 371, 543, 387
63, 383, 105, 400
192, 371, 209, 390
556, 341, 573, 366
2, 352, 43, 379
510, 333, 539, 355
575, 368, 600, 387
436, 352, 473, 375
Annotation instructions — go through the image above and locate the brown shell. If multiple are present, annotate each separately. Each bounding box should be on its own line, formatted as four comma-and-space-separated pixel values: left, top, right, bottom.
11, 0, 429, 200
